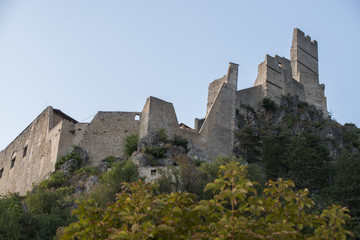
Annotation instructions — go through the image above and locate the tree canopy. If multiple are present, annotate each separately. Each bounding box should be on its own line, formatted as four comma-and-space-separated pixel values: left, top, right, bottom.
59, 161, 352, 240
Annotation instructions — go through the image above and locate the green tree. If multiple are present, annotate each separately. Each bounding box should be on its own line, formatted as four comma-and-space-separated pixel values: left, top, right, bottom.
59, 161, 352, 239
123, 134, 139, 156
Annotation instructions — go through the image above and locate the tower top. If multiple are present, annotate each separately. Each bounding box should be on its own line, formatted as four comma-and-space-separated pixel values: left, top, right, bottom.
291, 28, 318, 60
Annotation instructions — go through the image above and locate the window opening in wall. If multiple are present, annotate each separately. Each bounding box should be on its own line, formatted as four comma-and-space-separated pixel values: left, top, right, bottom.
135, 114, 140, 121
0, 168, 3, 178
23, 146, 28, 157
10, 157, 16, 169
278, 62, 282, 67
151, 169, 157, 176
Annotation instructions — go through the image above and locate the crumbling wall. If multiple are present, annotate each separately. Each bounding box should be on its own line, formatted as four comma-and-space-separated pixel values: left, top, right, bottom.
196, 63, 238, 159
139, 97, 179, 139
236, 85, 264, 109
206, 76, 226, 116
0, 28, 329, 195
79, 112, 141, 165
0, 107, 77, 195
56, 121, 88, 161
290, 28, 327, 115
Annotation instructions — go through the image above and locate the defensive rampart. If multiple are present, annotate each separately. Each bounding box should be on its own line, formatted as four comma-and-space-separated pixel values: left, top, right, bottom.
0, 28, 327, 194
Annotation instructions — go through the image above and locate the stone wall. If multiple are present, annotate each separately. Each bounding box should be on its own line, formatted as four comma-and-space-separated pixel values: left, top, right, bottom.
139, 97, 179, 139
0, 107, 79, 195
290, 28, 327, 115
0, 28, 329, 195
79, 112, 141, 165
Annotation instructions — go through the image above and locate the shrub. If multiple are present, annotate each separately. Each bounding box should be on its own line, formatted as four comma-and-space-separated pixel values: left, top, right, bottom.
75, 166, 99, 176
172, 135, 189, 152
145, 146, 167, 158
38, 171, 68, 190
193, 158, 202, 167
102, 156, 116, 164
283, 113, 295, 127
156, 128, 168, 143
298, 101, 309, 108
123, 134, 139, 156
262, 97, 277, 111
60, 161, 353, 240
343, 129, 360, 148
55, 145, 83, 171
92, 160, 140, 205
241, 104, 255, 113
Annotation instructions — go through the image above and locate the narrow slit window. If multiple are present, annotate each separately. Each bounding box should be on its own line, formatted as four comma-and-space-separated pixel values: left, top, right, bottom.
0, 168, 3, 178
23, 146, 28, 157
10, 157, 16, 169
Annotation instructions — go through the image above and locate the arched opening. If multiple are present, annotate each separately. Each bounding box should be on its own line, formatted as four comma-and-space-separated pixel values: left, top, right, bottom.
134, 114, 140, 121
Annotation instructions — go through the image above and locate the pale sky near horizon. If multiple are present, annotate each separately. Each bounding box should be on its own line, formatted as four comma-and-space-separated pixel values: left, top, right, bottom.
0, 1, 359, 150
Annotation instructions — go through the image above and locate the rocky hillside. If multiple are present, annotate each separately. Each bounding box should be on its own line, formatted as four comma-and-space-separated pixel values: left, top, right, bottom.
1, 95, 360, 239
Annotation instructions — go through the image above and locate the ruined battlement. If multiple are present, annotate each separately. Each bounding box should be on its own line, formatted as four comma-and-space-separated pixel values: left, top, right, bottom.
291, 28, 318, 60
0, 28, 328, 195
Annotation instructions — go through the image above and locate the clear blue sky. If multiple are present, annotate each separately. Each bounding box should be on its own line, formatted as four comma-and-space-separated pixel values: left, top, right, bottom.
0, 1, 359, 150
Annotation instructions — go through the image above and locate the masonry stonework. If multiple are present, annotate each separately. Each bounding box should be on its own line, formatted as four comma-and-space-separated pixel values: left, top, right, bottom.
0, 28, 328, 194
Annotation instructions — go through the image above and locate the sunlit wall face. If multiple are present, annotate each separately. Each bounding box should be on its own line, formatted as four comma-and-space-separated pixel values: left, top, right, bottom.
0, 0, 359, 150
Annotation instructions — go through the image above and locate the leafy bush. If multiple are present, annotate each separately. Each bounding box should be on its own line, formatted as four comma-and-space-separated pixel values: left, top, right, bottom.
55, 145, 83, 171
60, 161, 353, 240
156, 128, 168, 143
262, 97, 277, 111
102, 160, 139, 188
75, 166, 99, 176
193, 158, 202, 167
298, 101, 309, 108
38, 171, 68, 190
0, 193, 27, 240
283, 113, 295, 127
235, 126, 261, 163
342, 129, 360, 148
144, 146, 167, 158
102, 156, 116, 164
123, 134, 139, 156
156, 166, 181, 194
91, 160, 140, 205
241, 104, 255, 113
172, 135, 189, 152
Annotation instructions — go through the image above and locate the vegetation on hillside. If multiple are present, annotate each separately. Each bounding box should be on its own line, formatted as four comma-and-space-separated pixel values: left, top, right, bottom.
59, 161, 352, 239
1, 96, 360, 239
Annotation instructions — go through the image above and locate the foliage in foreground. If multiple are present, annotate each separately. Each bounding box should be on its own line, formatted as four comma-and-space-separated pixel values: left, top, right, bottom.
59, 161, 352, 239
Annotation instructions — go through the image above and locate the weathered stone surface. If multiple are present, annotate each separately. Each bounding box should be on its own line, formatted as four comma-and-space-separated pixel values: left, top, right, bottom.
0, 28, 331, 195
131, 152, 150, 167
84, 175, 99, 192
60, 159, 78, 176
74, 147, 89, 162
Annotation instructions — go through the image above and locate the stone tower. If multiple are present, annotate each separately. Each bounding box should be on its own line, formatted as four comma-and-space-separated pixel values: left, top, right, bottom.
290, 28, 327, 115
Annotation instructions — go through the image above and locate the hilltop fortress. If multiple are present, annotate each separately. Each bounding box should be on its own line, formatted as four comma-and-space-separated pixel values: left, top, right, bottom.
0, 29, 327, 194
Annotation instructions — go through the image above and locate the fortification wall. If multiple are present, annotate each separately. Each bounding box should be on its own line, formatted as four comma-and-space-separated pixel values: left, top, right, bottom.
56, 121, 88, 161
206, 76, 226, 116
139, 97, 179, 139
79, 111, 141, 165
290, 28, 327, 115
0, 28, 329, 195
197, 63, 238, 159
0, 107, 74, 195
236, 85, 264, 109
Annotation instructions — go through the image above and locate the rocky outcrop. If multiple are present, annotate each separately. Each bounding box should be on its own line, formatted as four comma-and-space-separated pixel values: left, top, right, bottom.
236, 95, 360, 160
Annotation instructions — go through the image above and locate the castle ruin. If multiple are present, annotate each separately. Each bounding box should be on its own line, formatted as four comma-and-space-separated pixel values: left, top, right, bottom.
0, 28, 327, 194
